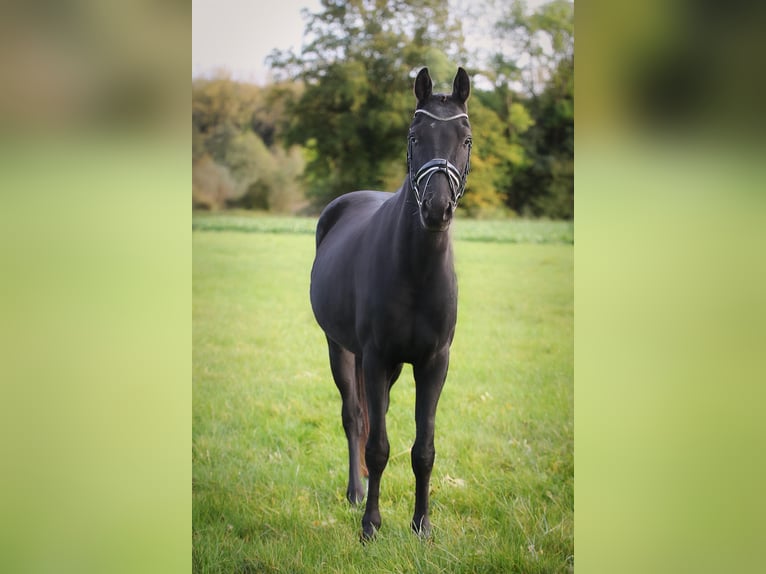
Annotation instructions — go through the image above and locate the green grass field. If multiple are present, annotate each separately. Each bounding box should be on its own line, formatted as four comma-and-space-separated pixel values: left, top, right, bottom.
192, 212, 574, 245
193, 216, 573, 573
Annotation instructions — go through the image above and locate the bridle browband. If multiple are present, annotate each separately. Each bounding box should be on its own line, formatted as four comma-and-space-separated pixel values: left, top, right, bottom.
407, 109, 472, 209
413, 109, 468, 122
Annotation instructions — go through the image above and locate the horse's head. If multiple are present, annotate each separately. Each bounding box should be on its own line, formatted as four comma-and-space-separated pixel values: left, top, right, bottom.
408, 67, 472, 232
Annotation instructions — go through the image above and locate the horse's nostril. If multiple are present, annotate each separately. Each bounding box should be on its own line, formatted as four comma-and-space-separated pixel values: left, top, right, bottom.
443, 203, 453, 221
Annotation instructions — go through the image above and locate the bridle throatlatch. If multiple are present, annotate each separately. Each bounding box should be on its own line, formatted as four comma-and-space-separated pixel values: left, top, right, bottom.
407, 109, 472, 208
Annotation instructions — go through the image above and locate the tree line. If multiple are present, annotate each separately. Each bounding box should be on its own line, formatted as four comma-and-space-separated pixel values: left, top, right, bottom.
193, 0, 573, 219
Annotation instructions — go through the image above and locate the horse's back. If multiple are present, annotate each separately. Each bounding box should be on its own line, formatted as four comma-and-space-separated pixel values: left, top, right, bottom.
315, 190, 392, 249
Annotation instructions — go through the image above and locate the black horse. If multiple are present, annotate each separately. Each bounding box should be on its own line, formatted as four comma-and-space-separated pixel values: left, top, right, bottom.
310, 67, 472, 539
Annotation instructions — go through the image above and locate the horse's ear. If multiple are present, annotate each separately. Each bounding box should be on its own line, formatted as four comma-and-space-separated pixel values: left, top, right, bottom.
452, 67, 470, 104
414, 67, 432, 104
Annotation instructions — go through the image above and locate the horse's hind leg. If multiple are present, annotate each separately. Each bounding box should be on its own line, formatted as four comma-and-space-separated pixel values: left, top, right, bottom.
327, 337, 367, 505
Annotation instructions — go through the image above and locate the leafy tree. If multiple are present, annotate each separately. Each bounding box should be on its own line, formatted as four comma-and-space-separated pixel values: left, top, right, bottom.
443, 50, 537, 217
192, 75, 306, 212
192, 155, 236, 210
506, 52, 573, 218
268, 0, 469, 207
190, 1, 574, 219
485, 0, 574, 218
224, 131, 273, 209
192, 76, 290, 157
490, 0, 574, 98
460, 95, 534, 217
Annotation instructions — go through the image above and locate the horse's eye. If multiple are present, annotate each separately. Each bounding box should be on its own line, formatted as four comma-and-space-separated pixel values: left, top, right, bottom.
464, 137, 473, 147
409, 135, 417, 145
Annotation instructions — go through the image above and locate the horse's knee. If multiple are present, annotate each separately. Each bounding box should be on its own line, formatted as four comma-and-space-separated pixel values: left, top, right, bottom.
341, 402, 363, 434
365, 438, 390, 475
411, 442, 435, 477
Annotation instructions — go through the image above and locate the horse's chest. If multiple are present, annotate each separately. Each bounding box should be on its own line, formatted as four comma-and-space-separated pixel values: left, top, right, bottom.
370, 284, 456, 358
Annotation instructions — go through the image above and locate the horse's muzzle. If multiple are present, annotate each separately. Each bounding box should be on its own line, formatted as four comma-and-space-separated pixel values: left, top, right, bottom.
420, 196, 454, 231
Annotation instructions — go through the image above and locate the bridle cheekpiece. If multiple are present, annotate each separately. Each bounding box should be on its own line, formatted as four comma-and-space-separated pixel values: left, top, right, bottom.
407, 109, 472, 209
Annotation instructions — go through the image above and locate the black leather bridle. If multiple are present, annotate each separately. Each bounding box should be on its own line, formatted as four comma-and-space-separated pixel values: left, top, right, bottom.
407, 109, 472, 209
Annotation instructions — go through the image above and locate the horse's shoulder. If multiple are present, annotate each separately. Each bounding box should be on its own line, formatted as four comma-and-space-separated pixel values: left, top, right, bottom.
315, 191, 392, 247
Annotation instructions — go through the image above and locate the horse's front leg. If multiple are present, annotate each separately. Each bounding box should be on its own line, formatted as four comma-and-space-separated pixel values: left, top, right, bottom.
361, 352, 393, 540
411, 349, 449, 537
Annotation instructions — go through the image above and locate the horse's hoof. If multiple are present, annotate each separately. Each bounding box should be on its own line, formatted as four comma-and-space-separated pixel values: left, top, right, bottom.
361, 511, 381, 542
411, 515, 432, 538
347, 489, 365, 506
359, 524, 377, 543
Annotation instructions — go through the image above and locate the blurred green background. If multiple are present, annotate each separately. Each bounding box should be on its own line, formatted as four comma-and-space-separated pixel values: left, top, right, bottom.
192, 0, 574, 219
1, 0, 765, 572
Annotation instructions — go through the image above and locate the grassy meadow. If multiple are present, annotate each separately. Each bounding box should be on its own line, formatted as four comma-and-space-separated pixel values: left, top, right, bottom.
193, 215, 573, 573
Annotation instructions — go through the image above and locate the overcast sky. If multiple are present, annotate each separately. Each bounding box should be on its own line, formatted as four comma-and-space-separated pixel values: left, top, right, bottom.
192, 0, 554, 83
192, 0, 321, 82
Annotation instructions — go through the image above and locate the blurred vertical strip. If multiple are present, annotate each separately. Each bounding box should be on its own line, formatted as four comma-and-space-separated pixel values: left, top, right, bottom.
577, 1, 766, 573
0, 1, 190, 573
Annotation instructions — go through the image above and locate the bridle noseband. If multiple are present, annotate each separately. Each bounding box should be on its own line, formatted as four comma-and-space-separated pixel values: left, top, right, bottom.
407, 109, 472, 209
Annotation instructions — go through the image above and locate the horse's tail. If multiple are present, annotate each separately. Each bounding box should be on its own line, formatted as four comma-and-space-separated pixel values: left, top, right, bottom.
354, 354, 369, 478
